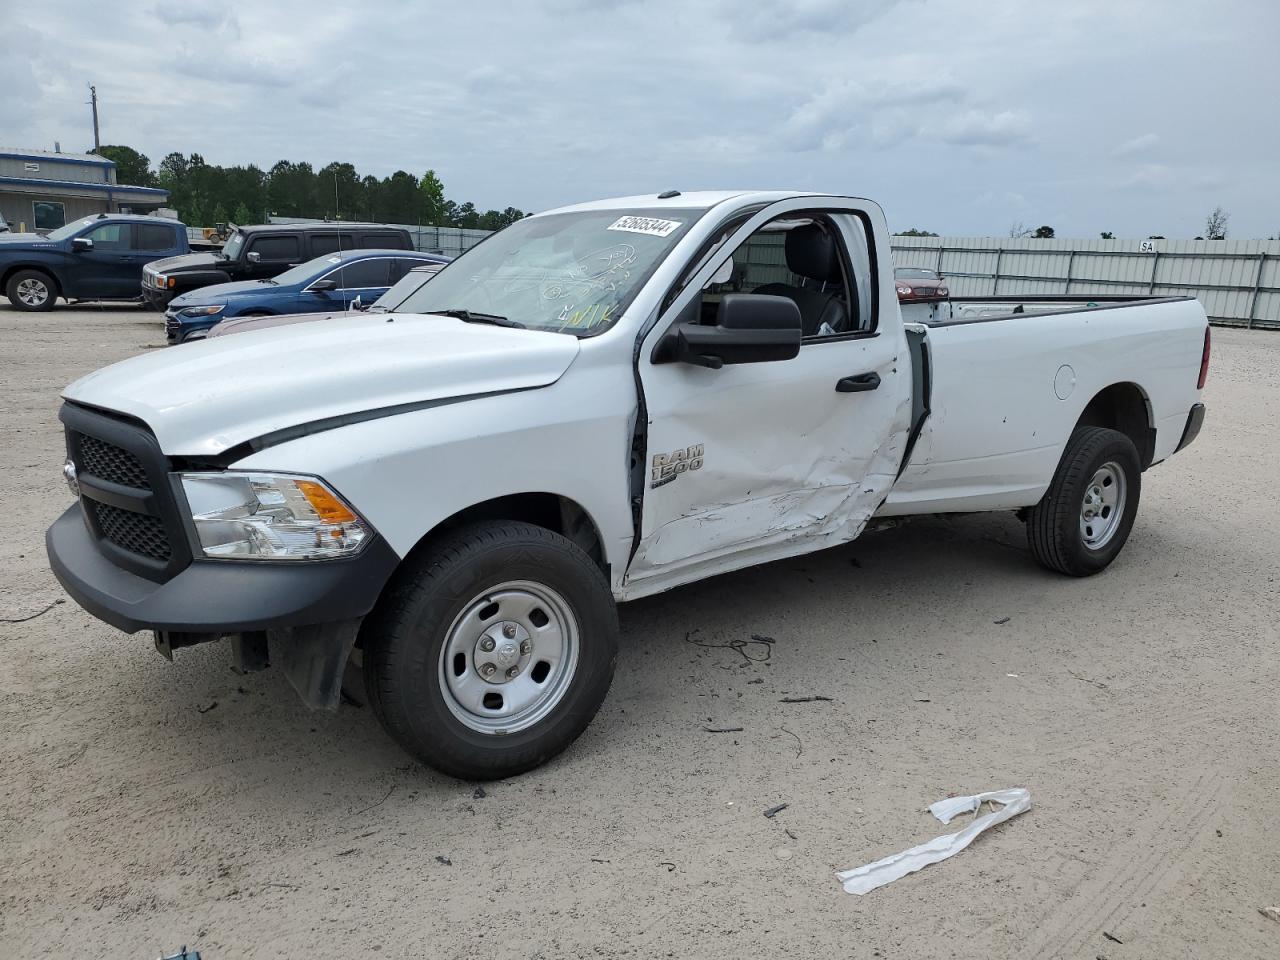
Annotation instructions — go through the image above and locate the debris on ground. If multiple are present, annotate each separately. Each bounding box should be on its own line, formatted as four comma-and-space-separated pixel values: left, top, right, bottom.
836, 788, 1032, 895
993, 617, 1011, 625
779, 695, 832, 703
659, 861, 676, 872
1259, 906, 1280, 922
197, 701, 218, 714
1071, 671, 1110, 690
472, 786, 486, 800
1102, 931, 1123, 944
764, 803, 789, 818
435, 855, 452, 866
0, 598, 65, 623
685, 630, 775, 664
704, 726, 743, 733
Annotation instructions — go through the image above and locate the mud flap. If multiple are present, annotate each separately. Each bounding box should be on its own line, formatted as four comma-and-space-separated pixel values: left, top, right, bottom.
268, 619, 362, 711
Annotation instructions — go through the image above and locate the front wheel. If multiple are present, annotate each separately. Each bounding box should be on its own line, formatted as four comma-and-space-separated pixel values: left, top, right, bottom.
362, 521, 618, 780
6, 270, 57, 311
1026, 426, 1142, 576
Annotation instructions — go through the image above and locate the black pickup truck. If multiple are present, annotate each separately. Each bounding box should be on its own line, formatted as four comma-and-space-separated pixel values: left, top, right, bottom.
141, 221, 414, 309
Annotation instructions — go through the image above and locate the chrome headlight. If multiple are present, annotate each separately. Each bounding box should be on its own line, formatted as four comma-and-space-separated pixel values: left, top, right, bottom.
178, 304, 225, 317
180, 472, 369, 560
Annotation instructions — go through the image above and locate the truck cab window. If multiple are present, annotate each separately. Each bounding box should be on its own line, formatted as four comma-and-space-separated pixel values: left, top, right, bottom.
698, 214, 866, 338
83, 223, 133, 251
136, 223, 175, 251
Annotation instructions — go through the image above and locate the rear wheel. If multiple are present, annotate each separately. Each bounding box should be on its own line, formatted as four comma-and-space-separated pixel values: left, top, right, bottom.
6, 270, 57, 311
362, 521, 618, 780
1026, 426, 1142, 576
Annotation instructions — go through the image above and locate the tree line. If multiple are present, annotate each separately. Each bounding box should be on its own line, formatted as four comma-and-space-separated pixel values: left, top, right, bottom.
98, 145, 527, 231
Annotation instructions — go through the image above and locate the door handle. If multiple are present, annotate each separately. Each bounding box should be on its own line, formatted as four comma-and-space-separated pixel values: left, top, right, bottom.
836, 372, 881, 393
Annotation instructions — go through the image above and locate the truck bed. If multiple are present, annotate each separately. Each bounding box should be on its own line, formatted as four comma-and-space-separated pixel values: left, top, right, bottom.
878, 296, 1207, 516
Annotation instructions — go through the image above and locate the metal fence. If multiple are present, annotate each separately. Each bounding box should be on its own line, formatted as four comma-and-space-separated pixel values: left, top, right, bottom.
266, 216, 492, 257
891, 236, 1280, 330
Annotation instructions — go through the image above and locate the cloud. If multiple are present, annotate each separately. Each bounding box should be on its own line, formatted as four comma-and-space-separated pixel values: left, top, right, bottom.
1113, 132, 1160, 157
724, 0, 908, 40
934, 110, 1032, 147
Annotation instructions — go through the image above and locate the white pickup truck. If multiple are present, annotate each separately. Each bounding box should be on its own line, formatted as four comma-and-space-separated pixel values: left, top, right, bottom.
46, 191, 1210, 779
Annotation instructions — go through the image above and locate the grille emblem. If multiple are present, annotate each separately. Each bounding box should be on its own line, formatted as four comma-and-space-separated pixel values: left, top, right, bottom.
62, 459, 79, 497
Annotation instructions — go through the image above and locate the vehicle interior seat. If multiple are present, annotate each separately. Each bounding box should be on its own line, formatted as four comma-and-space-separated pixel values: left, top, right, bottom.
753, 223, 850, 336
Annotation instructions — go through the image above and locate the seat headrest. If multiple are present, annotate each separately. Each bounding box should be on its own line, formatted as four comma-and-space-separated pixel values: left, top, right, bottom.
785, 223, 843, 284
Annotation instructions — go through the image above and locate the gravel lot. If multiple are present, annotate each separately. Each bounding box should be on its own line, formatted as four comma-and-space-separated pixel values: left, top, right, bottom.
2, 304, 1277, 959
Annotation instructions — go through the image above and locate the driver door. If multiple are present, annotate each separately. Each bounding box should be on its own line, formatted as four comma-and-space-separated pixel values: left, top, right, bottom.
623, 197, 911, 596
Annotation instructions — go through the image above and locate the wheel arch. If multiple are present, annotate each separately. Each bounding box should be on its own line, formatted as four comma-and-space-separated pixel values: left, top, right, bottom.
1075, 382, 1155, 469
2, 263, 62, 296
402, 492, 608, 576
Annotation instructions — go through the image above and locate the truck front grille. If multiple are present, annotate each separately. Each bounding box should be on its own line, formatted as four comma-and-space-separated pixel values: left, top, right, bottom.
75, 433, 151, 489
88, 500, 173, 562
61, 402, 190, 583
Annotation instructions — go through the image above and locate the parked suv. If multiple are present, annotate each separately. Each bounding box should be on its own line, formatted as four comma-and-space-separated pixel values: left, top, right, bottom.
1, 214, 189, 311
142, 222, 414, 310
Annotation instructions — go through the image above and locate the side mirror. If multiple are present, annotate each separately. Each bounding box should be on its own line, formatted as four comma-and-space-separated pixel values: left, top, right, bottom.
72, 237, 94, 252
657, 293, 801, 369
246, 251, 261, 263
310, 279, 337, 292
349, 294, 363, 311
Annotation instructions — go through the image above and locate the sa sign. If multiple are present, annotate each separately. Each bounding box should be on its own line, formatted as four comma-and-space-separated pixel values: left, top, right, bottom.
1140, 240, 1157, 253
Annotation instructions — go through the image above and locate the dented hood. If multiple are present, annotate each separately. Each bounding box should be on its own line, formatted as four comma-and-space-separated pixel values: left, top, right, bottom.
63, 312, 580, 456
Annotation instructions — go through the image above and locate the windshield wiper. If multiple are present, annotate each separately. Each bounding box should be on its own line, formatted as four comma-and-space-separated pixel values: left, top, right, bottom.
435, 308, 525, 329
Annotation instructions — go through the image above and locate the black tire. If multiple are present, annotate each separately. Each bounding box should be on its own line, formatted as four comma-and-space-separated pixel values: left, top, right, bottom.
1026, 426, 1142, 576
362, 520, 618, 780
6, 269, 57, 311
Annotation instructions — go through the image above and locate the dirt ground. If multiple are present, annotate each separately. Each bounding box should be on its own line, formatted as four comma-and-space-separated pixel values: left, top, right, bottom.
1, 303, 1277, 960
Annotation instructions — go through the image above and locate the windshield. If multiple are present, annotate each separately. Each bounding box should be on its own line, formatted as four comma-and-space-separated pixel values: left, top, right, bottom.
46, 217, 99, 241
372, 266, 441, 310
895, 267, 939, 280
396, 208, 702, 335
268, 254, 346, 287
221, 231, 246, 261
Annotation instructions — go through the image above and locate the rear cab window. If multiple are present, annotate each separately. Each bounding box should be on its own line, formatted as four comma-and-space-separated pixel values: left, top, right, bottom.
136, 223, 177, 251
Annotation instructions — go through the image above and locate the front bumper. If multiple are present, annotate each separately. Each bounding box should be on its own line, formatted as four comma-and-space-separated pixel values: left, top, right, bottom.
46, 504, 399, 635
164, 309, 222, 343
142, 285, 175, 311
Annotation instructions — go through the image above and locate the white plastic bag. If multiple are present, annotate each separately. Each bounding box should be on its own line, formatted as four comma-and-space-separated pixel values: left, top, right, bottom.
836, 787, 1031, 895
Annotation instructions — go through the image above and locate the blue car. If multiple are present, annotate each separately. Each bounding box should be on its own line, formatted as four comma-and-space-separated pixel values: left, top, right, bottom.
164, 248, 448, 343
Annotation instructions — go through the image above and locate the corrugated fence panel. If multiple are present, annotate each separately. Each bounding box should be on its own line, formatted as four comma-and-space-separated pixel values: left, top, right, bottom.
892, 236, 1280, 329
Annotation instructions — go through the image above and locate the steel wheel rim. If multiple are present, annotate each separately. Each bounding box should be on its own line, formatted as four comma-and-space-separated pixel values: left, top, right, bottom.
17, 278, 48, 306
438, 580, 580, 735
1080, 461, 1126, 549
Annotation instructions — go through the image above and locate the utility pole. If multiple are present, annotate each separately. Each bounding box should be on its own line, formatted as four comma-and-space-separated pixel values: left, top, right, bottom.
88, 83, 100, 152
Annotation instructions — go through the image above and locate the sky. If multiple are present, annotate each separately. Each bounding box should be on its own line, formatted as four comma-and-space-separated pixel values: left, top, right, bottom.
3, 0, 1277, 239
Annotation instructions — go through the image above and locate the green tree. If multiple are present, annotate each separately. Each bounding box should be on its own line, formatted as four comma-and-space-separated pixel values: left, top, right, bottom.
97, 144, 155, 186
1033, 225, 1055, 238
232, 202, 252, 225
419, 169, 446, 225
1100, 231, 1114, 239
897, 227, 938, 237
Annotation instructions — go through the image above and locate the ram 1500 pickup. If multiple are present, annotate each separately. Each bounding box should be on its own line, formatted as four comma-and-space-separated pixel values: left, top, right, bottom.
46, 191, 1210, 779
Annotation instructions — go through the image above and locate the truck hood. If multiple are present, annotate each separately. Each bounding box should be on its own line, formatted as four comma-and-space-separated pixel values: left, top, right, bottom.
0, 232, 49, 244
63, 313, 581, 457
149, 251, 221, 273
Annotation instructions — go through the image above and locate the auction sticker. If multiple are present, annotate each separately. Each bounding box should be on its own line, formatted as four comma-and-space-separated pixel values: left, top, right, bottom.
607, 216, 682, 237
